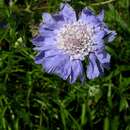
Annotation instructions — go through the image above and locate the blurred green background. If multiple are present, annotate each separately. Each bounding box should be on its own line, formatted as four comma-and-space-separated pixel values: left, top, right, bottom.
0, 0, 130, 129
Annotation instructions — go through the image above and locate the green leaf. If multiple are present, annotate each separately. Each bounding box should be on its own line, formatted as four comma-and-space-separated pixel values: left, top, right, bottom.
119, 98, 128, 112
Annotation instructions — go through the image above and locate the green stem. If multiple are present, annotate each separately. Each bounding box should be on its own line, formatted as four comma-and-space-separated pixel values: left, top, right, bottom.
91, 0, 115, 6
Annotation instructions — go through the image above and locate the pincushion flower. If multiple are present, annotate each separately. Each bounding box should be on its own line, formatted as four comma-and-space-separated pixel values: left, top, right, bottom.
32, 3, 116, 84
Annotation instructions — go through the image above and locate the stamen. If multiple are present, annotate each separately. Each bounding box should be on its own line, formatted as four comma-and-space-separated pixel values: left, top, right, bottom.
56, 20, 96, 60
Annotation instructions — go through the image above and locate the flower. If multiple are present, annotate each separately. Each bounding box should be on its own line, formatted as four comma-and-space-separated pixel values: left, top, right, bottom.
32, 3, 116, 84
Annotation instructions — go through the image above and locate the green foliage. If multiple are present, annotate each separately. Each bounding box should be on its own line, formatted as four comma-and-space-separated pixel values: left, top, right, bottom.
0, 0, 130, 129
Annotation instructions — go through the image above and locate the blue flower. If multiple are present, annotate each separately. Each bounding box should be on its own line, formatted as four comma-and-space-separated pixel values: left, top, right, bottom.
32, 3, 116, 84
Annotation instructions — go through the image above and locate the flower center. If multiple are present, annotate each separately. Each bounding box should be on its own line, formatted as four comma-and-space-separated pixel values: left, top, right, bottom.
56, 20, 95, 60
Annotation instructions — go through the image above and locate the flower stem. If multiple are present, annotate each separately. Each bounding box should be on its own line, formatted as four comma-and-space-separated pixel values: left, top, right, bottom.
91, 0, 115, 6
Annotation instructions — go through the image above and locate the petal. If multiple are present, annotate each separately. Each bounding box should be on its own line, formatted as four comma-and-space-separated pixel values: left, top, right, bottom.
35, 49, 60, 64
69, 60, 84, 84
35, 51, 45, 64
34, 45, 56, 51
39, 17, 65, 37
87, 53, 102, 79
32, 35, 56, 47
92, 31, 105, 47
79, 8, 100, 27
32, 35, 45, 46
43, 54, 71, 80
95, 51, 110, 64
42, 37, 57, 46
107, 30, 117, 42
41, 17, 64, 30
60, 3, 76, 23
97, 10, 104, 21
44, 49, 61, 58
52, 14, 64, 22
41, 13, 65, 33
42, 13, 55, 24
103, 27, 116, 42
39, 24, 55, 37
42, 13, 64, 24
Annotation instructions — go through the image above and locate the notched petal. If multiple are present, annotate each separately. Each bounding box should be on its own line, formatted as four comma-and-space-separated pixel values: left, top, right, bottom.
52, 14, 64, 22
95, 51, 111, 64
60, 3, 76, 22
80, 8, 101, 27
43, 54, 71, 80
104, 28, 117, 43
97, 9, 104, 21
87, 53, 101, 79
82, 8, 94, 16
32, 35, 45, 46
42, 13, 54, 24
107, 31, 117, 42
69, 60, 84, 84
35, 51, 45, 64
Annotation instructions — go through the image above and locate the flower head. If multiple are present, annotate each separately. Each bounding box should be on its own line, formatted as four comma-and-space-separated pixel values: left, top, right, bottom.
32, 3, 116, 84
